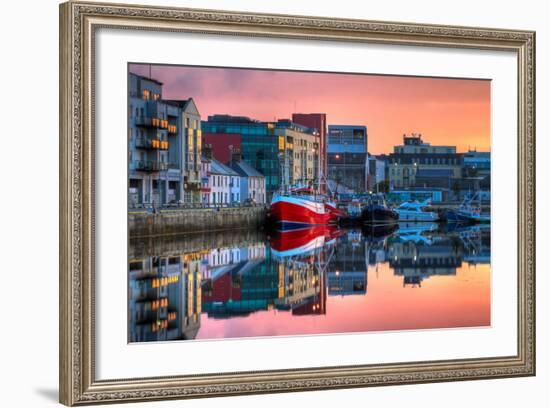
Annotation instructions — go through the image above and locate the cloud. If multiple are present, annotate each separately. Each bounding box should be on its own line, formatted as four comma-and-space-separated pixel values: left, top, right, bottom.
128, 63, 491, 154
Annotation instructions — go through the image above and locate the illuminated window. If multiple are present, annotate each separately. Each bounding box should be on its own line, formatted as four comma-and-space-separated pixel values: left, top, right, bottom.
142, 89, 151, 100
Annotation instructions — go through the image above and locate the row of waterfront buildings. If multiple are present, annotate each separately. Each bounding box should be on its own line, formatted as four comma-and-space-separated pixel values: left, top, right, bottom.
128, 73, 490, 208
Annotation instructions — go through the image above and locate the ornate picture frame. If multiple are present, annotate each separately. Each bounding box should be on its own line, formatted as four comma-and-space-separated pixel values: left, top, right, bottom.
59, 1, 535, 405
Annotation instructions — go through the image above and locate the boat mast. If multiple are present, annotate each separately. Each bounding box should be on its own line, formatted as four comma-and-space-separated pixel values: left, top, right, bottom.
278, 151, 286, 194
317, 142, 321, 195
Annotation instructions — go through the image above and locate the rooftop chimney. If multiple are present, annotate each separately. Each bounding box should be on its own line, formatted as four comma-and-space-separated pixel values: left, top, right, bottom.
203, 143, 213, 160
230, 146, 242, 163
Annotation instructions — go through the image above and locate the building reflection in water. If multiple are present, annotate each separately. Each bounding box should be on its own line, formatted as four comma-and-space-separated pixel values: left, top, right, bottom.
128, 254, 201, 342
327, 230, 368, 296
129, 222, 491, 342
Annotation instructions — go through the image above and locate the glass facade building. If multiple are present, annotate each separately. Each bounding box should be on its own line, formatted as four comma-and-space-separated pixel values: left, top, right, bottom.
202, 115, 319, 199
202, 116, 279, 194
326, 124, 369, 193
327, 124, 368, 154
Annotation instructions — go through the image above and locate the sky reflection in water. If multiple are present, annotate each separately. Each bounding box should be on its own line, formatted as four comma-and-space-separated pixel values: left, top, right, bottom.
128, 223, 490, 343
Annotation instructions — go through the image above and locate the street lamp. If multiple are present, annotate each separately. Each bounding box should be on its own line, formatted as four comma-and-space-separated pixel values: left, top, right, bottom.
334, 152, 347, 193
311, 147, 319, 191
343, 141, 349, 193
278, 151, 288, 194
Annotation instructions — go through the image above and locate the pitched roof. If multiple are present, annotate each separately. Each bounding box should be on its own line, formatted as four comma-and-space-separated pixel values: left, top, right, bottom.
129, 72, 163, 85
229, 161, 264, 178
163, 98, 200, 116
210, 159, 239, 176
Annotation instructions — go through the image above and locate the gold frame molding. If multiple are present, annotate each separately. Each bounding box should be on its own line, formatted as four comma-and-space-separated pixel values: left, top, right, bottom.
59, 1, 536, 405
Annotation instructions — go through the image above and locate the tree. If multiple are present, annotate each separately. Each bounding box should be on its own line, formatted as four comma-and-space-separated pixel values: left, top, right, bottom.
451, 179, 461, 199
466, 166, 478, 177
333, 175, 342, 194
376, 180, 390, 193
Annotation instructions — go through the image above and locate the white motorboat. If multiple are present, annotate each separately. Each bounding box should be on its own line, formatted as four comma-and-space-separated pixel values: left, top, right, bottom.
395, 199, 439, 222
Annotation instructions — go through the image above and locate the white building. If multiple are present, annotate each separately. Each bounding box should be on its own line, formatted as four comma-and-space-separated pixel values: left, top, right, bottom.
199, 156, 212, 205
209, 159, 240, 206
229, 157, 266, 204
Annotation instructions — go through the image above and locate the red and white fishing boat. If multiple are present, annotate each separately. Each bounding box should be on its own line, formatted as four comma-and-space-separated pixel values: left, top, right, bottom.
269, 187, 345, 229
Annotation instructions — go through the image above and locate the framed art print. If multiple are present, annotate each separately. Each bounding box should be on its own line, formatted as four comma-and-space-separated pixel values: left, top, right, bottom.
59, 1, 536, 405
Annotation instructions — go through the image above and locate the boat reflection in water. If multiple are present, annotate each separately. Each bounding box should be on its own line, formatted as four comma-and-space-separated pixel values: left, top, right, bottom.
128, 222, 491, 342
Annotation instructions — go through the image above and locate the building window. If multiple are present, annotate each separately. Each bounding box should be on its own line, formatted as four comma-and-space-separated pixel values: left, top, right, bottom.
142, 89, 150, 100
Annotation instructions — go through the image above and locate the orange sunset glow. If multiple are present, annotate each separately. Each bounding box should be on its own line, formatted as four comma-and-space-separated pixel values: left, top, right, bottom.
129, 63, 491, 154
127, 64, 493, 343
196, 263, 491, 340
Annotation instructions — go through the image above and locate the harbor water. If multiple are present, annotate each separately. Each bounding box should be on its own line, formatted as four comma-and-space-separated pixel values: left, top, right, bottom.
128, 223, 491, 342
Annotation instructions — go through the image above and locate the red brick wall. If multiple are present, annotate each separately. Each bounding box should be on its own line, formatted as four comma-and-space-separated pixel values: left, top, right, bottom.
202, 133, 242, 163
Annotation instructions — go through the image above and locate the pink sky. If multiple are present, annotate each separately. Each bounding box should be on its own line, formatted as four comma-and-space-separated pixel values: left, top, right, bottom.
196, 263, 490, 340
130, 64, 490, 154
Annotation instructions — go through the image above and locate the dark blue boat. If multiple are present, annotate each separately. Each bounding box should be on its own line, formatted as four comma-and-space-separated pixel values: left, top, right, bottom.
446, 193, 490, 224
361, 194, 398, 225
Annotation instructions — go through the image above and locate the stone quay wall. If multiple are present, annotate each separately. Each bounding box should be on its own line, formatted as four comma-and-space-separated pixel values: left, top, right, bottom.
129, 207, 267, 238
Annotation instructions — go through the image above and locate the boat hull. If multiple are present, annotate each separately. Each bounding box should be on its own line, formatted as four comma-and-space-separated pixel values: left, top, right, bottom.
324, 202, 346, 218
361, 205, 398, 225
396, 210, 439, 222
446, 209, 490, 223
269, 195, 337, 229
446, 210, 472, 223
